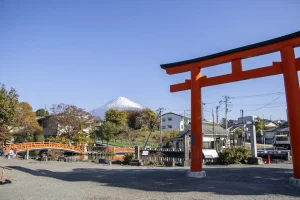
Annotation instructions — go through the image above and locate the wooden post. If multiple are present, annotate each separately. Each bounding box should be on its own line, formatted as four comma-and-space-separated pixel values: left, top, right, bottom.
280, 46, 300, 179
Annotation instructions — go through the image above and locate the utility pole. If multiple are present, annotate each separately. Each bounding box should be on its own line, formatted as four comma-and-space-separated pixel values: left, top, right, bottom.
158, 107, 166, 148
224, 96, 230, 147
263, 115, 265, 151
44, 104, 47, 116
225, 96, 229, 130
202, 103, 205, 121
212, 109, 215, 149
240, 109, 244, 146
144, 108, 164, 149
216, 105, 219, 124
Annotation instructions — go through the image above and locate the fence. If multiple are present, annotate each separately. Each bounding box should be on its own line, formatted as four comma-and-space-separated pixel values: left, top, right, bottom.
107, 139, 159, 148
142, 156, 184, 164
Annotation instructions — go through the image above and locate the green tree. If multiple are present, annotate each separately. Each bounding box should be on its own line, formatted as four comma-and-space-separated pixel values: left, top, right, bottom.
36, 108, 49, 117
233, 128, 242, 140
0, 83, 19, 139
255, 117, 263, 137
105, 109, 127, 128
95, 121, 119, 145
34, 133, 45, 142
162, 130, 180, 142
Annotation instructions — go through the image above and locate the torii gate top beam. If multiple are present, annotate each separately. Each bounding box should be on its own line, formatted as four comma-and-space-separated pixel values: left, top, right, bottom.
161, 31, 300, 75
161, 31, 300, 93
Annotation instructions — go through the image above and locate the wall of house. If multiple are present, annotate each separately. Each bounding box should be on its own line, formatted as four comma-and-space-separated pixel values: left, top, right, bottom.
161, 113, 185, 131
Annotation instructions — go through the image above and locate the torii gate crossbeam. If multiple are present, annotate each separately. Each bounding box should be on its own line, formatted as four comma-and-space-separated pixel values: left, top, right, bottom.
161, 31, 300, 182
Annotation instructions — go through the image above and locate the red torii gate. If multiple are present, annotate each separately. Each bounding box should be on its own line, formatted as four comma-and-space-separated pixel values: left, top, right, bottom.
161, 32, 300, 181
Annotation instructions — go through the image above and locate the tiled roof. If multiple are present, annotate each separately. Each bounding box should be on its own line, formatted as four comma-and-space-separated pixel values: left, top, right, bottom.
177, 122, 228, 138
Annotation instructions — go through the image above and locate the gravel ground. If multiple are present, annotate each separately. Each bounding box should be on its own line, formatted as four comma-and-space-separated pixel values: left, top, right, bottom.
0, 157, 300, 200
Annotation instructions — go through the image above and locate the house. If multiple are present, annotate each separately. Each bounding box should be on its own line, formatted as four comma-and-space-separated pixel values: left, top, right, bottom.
37, 115, 93, 139
227, 120, 238, 128
276, 127, 289, 136
264, 122, 278, 130
263, 122, 289, 144
37, 116, 53, 138
161, 112, 190, 131
172, 122, 228, 149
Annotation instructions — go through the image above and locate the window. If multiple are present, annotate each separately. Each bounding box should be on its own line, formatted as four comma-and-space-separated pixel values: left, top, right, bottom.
181, 125, 183, 129
168, 117, 172, 121
162, 126, 166, 129
168, 125, 172, 128
162, 118, 166, 122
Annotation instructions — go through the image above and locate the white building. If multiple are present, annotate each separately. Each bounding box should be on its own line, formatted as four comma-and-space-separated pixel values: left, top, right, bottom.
237, 116, 258, 124
161, 112, 190, 131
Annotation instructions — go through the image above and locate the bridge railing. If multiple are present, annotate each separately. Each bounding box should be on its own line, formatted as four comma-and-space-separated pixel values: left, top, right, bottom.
105, 147, 135, 153
4, 142, 85, 154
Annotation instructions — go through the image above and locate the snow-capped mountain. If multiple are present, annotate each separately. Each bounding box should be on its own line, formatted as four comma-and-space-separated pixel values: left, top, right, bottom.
91, 97, 144, 118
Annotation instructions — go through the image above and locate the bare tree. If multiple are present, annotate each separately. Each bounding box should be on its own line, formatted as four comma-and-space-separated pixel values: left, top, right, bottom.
50, 103, 96, 140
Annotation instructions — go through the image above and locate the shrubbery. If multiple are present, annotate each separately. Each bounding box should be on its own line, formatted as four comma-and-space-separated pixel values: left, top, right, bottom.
217, 146, 251, 164
123, 153, 134, 164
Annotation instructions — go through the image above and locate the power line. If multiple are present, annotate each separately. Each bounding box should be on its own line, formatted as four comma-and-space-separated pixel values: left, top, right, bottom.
254, 93, 285, 111
230, 92, 284, 99
231, 102, 286, 107
219, 107, 225, 112
245, 104, 287, 111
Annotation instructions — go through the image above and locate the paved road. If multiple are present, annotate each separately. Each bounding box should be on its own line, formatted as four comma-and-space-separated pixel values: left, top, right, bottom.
0, 157, 299, 200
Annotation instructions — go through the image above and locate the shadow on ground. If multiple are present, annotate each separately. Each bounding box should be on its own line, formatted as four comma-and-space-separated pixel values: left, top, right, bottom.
9, 165, 300, 197
0, 179, 12, 185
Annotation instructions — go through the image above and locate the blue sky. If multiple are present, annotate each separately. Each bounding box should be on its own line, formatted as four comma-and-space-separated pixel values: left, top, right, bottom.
1, 0, 299, 121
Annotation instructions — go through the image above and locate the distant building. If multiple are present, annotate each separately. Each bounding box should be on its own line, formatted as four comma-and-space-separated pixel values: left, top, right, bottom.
37, 115, 92, 138
161, 112, 190, 131
227, 119, 238, 128
237, 116, 258, 124
264, 122, 278, 130
263, 122, 289, 144
172, 122, 228, 149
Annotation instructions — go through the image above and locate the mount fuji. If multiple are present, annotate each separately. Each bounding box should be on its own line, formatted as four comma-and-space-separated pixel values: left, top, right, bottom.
91, 97, 144, 118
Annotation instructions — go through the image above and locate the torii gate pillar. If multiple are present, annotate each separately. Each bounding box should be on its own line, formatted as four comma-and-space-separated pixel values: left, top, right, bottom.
187, 68, 206, 178
281, 46, 300, 182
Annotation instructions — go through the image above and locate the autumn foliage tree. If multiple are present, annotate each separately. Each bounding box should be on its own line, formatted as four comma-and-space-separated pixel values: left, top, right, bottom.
0, 83, 19, 140
0, 83, 42, 143
50, 103, 96, 140
13, 102, 42, 142
127, 108, 157, 130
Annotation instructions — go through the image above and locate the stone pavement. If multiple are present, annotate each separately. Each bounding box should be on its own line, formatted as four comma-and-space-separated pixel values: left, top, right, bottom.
0, 157, 299, 200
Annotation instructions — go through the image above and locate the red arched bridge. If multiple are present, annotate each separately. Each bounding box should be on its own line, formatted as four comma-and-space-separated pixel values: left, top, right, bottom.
4, 142, 135, 155
4, 142, 85, 154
